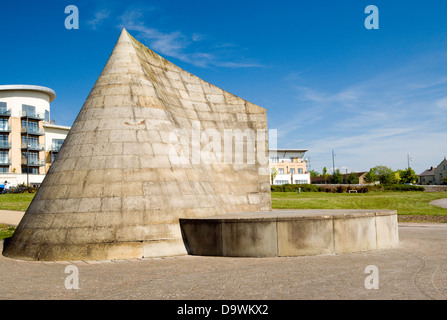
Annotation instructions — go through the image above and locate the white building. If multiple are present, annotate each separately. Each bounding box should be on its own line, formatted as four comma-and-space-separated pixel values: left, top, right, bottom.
269, 149, 311, 185
0, 85, 70, 189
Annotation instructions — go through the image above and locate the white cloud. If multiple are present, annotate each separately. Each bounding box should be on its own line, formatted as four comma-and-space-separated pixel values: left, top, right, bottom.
436, 97, 447, 109
117, 8, 262, 68
277, 53, 447, 174
87, 10, 110, 30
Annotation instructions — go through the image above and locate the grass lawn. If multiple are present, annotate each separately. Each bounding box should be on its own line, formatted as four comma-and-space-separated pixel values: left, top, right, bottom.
0, 193, 36, 212
1, 191, 447, 218
0, 224, 15, 240
272, 191, 447, 216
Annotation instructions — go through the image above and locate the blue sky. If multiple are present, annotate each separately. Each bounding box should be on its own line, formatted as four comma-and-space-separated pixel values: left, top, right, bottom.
1, 0, 446, 174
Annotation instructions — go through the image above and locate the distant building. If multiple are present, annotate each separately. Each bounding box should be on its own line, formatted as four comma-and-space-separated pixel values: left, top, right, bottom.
419, 166, 435, 185
0, 85, 70, 188
269, 149, 310, 185
419, 157, 447, 185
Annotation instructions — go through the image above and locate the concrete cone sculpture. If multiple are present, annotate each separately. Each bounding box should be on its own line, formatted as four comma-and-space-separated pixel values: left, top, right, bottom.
3, 29, 271, 261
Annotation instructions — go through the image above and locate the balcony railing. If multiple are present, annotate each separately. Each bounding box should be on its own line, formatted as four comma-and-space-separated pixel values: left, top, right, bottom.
0, 108, 11, 117
0, 141, 11, 149
21, 158, 45, 166
21, 143, 45, 151
0, 158, 11, 165
21, 126, 45, 135
0, 125, 10, 133
51, 144, 63, 152
21, 111, 45, 120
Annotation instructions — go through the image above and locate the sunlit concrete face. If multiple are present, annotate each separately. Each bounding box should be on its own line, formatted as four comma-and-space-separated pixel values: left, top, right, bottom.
3, 29, 271, 261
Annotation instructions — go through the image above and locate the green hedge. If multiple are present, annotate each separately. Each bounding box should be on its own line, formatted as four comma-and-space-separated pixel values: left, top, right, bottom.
271, 184, 424, 193
383, 184, 424, 191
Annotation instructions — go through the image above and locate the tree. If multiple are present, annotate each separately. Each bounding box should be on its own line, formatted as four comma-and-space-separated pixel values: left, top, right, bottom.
364, 168, 377, 184
308, 170, 320, 178
346, 172, 359, 184
270, 167, 277, 184
322, 167, 330, 184
372, 166, 396, 185
331, 169, 343, 184
394, 170, 402, 184
399, 167, 418, 184
442, 171, 447, 185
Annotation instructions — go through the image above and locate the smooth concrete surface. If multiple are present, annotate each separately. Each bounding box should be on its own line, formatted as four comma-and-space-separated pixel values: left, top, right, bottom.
1, 223, 446, 300
180, 209, 399, 257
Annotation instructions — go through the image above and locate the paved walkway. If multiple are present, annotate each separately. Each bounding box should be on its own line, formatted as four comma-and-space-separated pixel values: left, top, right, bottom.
430, 198, 447, 209
0, 210, 24, 227
1, 222, 447, 300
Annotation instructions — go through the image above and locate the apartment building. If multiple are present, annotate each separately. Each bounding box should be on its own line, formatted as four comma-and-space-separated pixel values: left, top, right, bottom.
269, 149, 310, 185
0, 85, 70, 188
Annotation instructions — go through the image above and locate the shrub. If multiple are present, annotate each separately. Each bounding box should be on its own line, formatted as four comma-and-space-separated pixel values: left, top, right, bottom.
270, 184, 325, 192
383, 184, 424, 191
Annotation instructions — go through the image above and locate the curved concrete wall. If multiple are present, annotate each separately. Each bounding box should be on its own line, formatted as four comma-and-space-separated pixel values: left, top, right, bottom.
180, 209, 399, 257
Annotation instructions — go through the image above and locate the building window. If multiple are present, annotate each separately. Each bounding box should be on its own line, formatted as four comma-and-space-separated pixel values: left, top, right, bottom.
45, 110, 50, 122
22, 152, 39, 165
298, 168, 303, 173
0, 118, 8, 131
270, 157, 279, 163
22, 136, 39, 146
290, 168, 295, 174
0, 150, 8, 164
22, 119, 39, 130
278, 168, 284, 174
52, 139, 64, 151
0, 134, 7, 145
0, 166, 8, 173
295, 180, 308, 184
22, 104, 36, 117
274, 180, 289, 185
22, 167, 38, 174
0, 102, 6, 113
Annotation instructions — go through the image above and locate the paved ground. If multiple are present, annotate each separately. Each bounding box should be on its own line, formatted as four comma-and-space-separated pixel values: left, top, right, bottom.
0, 210, 24, 227
1, 222, 446, 300
430, 198, 447, 209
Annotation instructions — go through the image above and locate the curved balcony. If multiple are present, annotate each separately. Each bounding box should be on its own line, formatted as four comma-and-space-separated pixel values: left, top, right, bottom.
21, 158, 45, 166
0, 141, 10, 149
0, 125, 10, 133
0, 108, 11, 117
0, 158, 11, 165
21, 143, 45, 151
21, 111, 45, 121
21, 126, 45, 136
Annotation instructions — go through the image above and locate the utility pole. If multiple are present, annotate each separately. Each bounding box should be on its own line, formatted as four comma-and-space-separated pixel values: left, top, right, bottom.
407, 154, 413, 169
332, 150, 336, 174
